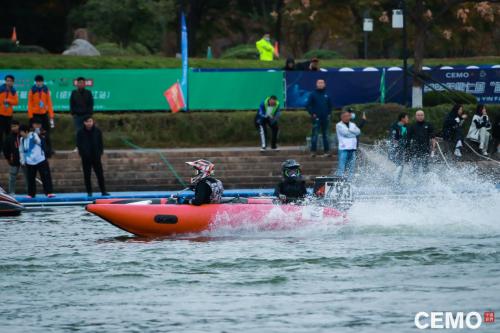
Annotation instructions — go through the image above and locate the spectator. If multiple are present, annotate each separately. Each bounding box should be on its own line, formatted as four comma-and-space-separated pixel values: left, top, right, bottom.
466, 104, 491, 156
407, 110, 435, 174
255, 34, 274, 61
0, 75, 19, 150
255, 95, 281, 151
335, 110, 360, 181
388, 112, 409, 184
284, 57, 295, 71
492, 114, 500, 155
3, 120, 27, 194
28, 75, 55, 156
442, 104, 467, 157
296, 57, 320, 71
70, 77, 94, 136
18, 124, 55, 199
76, 116, 109, 197
31, 119, 51, 157
306, 79, 332, 157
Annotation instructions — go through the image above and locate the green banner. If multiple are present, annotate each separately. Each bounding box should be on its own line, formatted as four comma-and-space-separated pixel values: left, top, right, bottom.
1, 69, 285, 111
189, 70, 284, 110
1, 69, 181, 111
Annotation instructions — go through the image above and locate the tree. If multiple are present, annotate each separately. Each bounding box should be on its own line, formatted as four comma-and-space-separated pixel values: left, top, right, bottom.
405, 0, 499, 107
70, 0, 175, 53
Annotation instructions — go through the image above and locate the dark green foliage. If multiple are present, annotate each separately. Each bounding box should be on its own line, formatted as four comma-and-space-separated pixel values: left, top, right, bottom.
423, 90, 477, 107
1, 54, 497, 70
0, 39, 48, 54
303, 49, 343, 60
95, 43, 150, 56
221, 44, 259, 59
0, 39, 18, 52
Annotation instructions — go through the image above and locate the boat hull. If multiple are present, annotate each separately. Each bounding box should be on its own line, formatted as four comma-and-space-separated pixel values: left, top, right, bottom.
86, 203, 345, 237
0, 193, 24, 216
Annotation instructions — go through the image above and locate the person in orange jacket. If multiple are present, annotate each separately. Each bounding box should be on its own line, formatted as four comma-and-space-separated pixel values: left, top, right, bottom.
28, 75, 55, 156
0, 74, 19, 150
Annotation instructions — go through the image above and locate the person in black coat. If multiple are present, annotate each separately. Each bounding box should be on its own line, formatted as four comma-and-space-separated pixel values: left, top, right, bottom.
306, 79, 333, 156
492, 114, 500, 155
76, 116, 108, 197
442, 104, 467, 157
407, 110, 436, 173
70, 77, 94, 137
3, 120, 27, 194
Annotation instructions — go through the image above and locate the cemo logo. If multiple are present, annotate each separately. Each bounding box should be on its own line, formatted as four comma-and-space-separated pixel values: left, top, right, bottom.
415, 312, 495, 330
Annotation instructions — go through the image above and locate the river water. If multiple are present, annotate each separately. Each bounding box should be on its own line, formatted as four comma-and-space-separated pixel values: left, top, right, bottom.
1, 174, 500, 332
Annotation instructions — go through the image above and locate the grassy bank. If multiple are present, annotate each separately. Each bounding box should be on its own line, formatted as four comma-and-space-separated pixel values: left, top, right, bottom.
1, 54, 498, 69
11, 104, 500, 150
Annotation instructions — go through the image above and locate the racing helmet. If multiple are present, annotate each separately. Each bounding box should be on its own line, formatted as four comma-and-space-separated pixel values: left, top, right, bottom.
186, 159, 215, 184
281, 159, 302, 179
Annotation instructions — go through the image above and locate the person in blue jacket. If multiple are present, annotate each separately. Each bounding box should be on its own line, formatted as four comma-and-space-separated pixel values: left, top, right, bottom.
255, 95, 281, 151
306, 79, 332, 157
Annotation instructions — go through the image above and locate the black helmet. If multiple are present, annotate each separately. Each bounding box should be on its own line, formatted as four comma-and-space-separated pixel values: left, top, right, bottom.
282, 159, 301, 179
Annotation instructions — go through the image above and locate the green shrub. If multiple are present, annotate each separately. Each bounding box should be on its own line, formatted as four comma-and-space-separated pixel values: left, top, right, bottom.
423, 90, 477, 107
17, 45, 48, 54
0, 39, 18, 52
127, 43, 151, 56
95, 42, 133, 56
96, 42, 151, 56
10, 104, 500, 149
303, 49, 343, 60
0, 40, 47, 54
221, 44, 258, 59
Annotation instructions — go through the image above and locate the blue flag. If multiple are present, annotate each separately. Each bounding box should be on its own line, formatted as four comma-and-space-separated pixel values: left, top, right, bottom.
181, 12, 188, 110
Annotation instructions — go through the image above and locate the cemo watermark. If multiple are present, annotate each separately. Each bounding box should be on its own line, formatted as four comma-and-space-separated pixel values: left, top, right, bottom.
414, 311, 495, 330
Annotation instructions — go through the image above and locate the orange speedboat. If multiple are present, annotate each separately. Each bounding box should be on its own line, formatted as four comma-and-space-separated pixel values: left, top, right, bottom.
86, 198, 345, 237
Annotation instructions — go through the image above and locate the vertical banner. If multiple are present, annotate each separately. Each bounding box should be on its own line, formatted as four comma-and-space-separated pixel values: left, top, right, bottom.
380, 68, 386, 104
181, 12, 189, 110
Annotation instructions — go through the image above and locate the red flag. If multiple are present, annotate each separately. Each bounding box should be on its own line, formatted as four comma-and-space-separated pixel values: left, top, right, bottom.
11, 27, 17, 42
163, 82, 185, 113
274, 41, 279, 58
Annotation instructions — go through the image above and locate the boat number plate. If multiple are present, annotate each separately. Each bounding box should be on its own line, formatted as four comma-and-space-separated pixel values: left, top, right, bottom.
154, 215, 178, 224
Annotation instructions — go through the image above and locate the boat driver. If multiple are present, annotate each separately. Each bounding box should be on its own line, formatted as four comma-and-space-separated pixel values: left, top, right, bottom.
274, 159, 307, 203
186, 159, 224, 206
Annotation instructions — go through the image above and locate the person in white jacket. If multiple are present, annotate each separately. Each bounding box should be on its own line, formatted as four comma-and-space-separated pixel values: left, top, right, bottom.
19, 124, 55, 198
335, 110, 361, 181
466, 104, 491, 155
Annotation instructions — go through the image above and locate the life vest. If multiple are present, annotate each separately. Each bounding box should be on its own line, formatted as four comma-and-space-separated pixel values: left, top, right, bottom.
204, 177, 224, 203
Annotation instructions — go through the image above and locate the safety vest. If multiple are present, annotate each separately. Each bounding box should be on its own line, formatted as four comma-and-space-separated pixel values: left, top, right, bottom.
264, 97, 280, 117
256, 38, 274, 61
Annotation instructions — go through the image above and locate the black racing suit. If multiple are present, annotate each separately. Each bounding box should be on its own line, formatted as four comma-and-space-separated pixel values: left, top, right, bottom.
274, 178, 307, 203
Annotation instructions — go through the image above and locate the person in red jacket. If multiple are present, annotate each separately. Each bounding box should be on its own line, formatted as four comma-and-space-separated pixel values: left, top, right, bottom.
0, 75, 19, 150
28, 75, 55, 156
